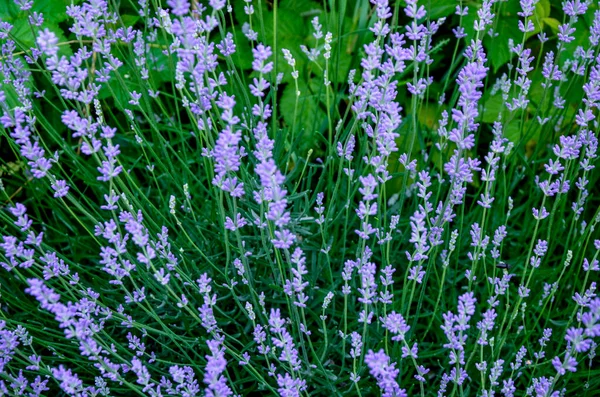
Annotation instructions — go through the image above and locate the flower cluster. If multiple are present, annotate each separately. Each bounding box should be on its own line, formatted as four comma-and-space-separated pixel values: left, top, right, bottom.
2, 0, 600, 395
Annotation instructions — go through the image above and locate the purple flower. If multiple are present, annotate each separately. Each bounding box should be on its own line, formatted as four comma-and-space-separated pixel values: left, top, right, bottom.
552, 352, 577, 375
14, 0, 32, 11
9, 203, 33, 232
50, 366, 82, 394
349, 332, 362, 358
217, 32, 236, 57
474, 0, 495, 31
450, 60, 488, 148
268, 308, 286, 333
211, 116, 245, 196
563, 0, 589, 16
224, 213, 248, 231
565, 327, 592, 353
284, 248, 310, 307
583, 258, 599, 272
209, 0, 225, 11
531, 376, 557, 396
559, 21, 577, 42
51, 180, 70, 198
252, 44, 273, 74
276, 373, 306, 397
25, 279, 61, 311
408, 265, 425, 283
204, 338, 232, 397
356, 247, 378, 305
272, 229, 295, 249
401, 343, 418, 359
404, 0, 425, 19
365, 349, 407, 397
97, 158, 123, 182
314, 192, 325, 225
36, 28, 59, 57
198, 299, 218, 333
580, 298, 600, 337
167, 0, 190, 15
337, 134, 356, 161
274, 331, 301, 370
476, 309, 497, 345
442, 292, 477, 355
131, 357, 154, 391
533, 240, 548, 257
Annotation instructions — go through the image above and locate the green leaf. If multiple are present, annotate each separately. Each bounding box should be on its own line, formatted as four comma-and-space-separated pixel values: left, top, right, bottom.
264, 9, 306, 42
504, 117, 539, 148
526, 0, 550, 38
499, 0, 522, 16
535, 0, 551, 19
278, 0, 321, 14
481, 92, 507, 124
279, 80, 327, 153
542, 17, 560, 33
0, 0, 21, 20
503, 119, 523, 144
10, 19, 72, 57
419, 0, 456, 19
30, 0, 72, 24
528, 69, 548, 110
582, 2, 600, 27
120, 14, 141, 28
0, 0, 73, 24
484, 16, 522, 73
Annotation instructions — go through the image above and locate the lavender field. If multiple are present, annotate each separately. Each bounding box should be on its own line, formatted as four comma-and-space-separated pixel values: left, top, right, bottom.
1, 0, 600, 395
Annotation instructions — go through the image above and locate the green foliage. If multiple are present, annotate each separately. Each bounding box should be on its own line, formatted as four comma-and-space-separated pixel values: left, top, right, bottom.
1, 0, 600, 395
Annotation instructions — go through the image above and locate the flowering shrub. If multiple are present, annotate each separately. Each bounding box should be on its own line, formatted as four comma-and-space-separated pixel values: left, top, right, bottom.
1, 0, 600, 395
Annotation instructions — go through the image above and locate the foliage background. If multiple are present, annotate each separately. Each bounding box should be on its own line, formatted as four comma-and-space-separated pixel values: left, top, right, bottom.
0, 0, 600, 395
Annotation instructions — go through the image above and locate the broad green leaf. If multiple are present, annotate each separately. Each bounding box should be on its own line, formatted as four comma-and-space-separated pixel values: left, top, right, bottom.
484, 16, 522, 73
0, 0, 73, 24
120, 14, 141, 28
503, 119, 523, 144
499, 0, 522, 15
10, 19, 72, 57
528, 69, 549, 111
481, 93, 506, 124
417, 101, 440, 131
279, 80, 327, 153
264, 9, 306, 42
0, 0, 21, 20
233, 0, 322, 26
419, 0, 456, 19
279, 0, 321, 14
542, 17, 560, 33
30, 0, 72, 24
503, 118, 539, 149
535, 0, 551, 19
526, 0, 550, 38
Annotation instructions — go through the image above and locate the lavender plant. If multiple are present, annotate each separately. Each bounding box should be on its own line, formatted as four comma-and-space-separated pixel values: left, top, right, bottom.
0, 0, 600, 395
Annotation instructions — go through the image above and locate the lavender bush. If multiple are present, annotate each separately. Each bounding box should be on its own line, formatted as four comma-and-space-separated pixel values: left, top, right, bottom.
1, 0, 600, 395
